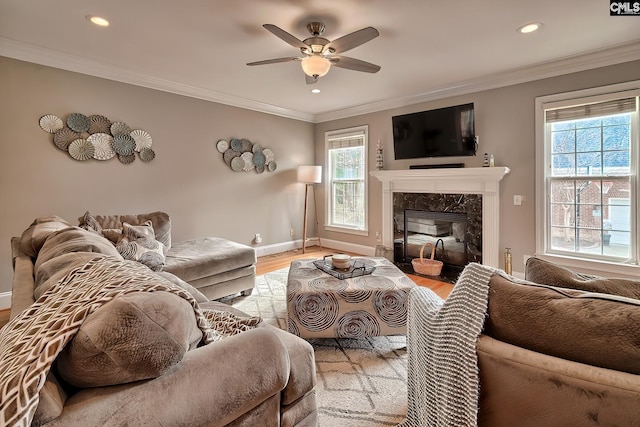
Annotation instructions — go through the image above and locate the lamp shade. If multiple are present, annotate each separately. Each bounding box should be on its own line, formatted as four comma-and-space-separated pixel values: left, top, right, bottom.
297, 165, 322, 184
300, 56, 331, 77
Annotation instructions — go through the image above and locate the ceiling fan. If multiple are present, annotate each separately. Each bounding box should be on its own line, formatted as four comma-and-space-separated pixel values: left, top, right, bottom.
247, 22, 381, 84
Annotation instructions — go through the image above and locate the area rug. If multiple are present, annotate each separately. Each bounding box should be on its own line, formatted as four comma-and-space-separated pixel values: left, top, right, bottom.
220, 268, 408, 427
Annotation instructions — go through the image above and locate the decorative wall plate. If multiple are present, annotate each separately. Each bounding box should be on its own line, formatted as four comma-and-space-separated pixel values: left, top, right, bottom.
263, 148, 275, 164
67, 113, 90, 133
253, 150, 266, 167
118, 153, 136, 164
240, 138, 253, 153
139, 147, 156, 162
230, 156, 245, 172
110, 121, 131, 135
89, 115, 111, 134
68, 138, 95, 161
267, 161, 277, 172
216, 139, 229, 153
230, 138, 243, 152
255, 164, 265, 174
113, 133, 136, 155
39, 114, 64, 133
241, 152, 255, 171
88, 133, 115, 160
223, 148, 240, 165
130, 129, 152, 152
252, 143, 262, 153
53, 127, 80, 151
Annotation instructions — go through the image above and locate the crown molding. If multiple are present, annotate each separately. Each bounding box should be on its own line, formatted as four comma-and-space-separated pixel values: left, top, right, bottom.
1, 37, 639, 124
0, 37, 315, 123
313, 39, 640, 123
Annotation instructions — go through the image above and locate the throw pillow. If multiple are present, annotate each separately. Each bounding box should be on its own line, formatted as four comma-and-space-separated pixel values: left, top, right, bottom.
78, 210, 102, 234
55, 291, 203, 388
116, 222, 166, 271
525, 256, 640, 300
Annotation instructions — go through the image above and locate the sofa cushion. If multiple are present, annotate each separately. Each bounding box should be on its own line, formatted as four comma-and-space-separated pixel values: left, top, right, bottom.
80, 211, 172, 250
34, 227, 123, 299
484, 273, 640, 375
164, 237, 256, 282
19, 216, 73, 258
56, 291, 203, 388
525, 256, 640, 299
116, 222, 166, 271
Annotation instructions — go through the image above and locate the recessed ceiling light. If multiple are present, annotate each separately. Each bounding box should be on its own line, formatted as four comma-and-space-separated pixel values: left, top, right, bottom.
311, 89, 321, 94
86, 15, 109, 27
518, 22, 542, 34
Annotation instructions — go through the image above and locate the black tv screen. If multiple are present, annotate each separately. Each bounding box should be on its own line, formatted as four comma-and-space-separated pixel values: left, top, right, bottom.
392, 103, 476, 159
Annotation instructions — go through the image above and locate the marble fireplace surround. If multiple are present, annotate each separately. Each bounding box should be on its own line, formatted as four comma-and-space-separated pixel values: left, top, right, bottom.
370, 167, 510, 268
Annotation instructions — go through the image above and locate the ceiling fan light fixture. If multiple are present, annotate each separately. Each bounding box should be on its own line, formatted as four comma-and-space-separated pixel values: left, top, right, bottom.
301, 55, 331, 77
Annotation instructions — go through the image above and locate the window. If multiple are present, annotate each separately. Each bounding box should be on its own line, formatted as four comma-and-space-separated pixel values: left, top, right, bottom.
536, 82, 639, 272
325, 126, 368, 234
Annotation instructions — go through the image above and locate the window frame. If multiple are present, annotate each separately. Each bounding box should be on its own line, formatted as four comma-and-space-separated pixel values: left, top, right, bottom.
324, 125, 369, 236
535, 80, 640, 276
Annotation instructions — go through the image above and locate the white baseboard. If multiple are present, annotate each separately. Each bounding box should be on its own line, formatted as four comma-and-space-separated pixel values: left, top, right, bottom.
317, 238, 376, 256
0, 291, 11, 311
253, 238, 376, 259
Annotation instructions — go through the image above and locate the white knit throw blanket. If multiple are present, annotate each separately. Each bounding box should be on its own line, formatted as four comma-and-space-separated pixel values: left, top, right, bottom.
0, 257, 260, 427
398, 263, 495, 427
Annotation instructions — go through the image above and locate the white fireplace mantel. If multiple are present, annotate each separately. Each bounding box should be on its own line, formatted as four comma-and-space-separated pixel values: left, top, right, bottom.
370, 167, 510, 268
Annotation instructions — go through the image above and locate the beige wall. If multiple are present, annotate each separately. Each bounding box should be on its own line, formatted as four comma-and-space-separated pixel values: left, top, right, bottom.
315, 59, 640, 274
2, 55, 638, 296
0, 56, 314, 294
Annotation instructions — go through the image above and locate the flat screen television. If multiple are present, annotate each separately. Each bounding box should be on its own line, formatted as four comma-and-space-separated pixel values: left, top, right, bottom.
392, 103, 476, 159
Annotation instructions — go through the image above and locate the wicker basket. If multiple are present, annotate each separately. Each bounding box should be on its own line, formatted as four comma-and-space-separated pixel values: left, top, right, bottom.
411, 242, 443, 276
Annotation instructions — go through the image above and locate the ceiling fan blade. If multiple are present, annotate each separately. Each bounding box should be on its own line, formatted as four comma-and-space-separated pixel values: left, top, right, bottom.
263, 24, 308, 50
305, 74, 318, 85
324, 27, 379, 54
329, 56, 381, 73
247, 57, 300, 66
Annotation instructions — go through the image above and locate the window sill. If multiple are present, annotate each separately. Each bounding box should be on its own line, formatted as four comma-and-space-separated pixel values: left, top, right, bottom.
324, 225, 368, 237
535, 253, 640, 280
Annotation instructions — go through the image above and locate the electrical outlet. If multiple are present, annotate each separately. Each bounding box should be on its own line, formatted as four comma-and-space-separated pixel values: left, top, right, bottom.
514, 195, 523, 206
254, 233, 262, 244
290, 228, 294, 237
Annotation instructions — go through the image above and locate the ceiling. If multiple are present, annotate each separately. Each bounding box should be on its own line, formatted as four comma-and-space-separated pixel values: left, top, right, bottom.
1, 0, 639, 123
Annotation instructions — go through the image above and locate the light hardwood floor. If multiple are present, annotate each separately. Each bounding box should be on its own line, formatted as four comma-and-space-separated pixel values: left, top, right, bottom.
0, 247, 453, 329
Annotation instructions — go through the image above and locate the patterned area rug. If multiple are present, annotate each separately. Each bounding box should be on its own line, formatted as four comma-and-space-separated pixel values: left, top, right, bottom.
221, 268, 408, 427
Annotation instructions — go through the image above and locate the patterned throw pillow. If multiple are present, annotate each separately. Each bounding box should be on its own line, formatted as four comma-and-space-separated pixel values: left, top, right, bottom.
78, 211, 103, 234
116, 222, 165, 271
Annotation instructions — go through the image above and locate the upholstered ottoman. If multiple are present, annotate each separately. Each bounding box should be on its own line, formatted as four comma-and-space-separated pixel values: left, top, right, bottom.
286, 257, 415, 339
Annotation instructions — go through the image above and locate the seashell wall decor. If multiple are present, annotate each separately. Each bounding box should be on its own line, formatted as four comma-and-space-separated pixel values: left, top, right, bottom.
217, 137, 277, 174
39, 113, 156, 164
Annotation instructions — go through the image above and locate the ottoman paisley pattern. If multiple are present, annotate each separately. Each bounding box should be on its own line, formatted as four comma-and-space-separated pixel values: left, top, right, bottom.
287, 257, 416, 338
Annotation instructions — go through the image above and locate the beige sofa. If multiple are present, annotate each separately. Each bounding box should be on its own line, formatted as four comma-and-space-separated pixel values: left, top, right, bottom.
403, 257, 640, 426
76, 211, 257, 300
5, 217, 317, 426
475, 257, 640, 426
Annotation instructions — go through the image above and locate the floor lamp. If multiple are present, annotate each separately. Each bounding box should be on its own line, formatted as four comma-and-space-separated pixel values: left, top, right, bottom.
297, 165, 322, 254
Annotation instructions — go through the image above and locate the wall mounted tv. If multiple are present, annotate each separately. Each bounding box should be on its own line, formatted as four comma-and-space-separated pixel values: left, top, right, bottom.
392, 103, 476, 159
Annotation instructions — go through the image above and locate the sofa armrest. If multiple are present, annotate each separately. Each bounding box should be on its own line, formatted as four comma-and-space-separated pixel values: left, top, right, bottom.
46, 328, 291, 427
10, 256, 35, 320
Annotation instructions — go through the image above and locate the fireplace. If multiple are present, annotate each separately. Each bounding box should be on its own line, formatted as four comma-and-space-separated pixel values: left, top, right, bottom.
398, 208, 476, 265
370, 167, 510, 270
